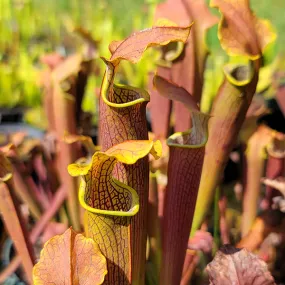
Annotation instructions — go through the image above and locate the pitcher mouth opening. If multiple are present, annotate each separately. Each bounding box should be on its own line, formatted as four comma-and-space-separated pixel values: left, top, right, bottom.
100, 56, 150, 108
79, 178, 140, 217
167, 112, 210, 149
223, 63, 253, 87
106, 83, 150, 108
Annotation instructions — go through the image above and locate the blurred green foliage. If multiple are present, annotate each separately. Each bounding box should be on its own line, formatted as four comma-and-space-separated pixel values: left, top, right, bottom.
0, 0, 284, 122
0, 0, 158, 110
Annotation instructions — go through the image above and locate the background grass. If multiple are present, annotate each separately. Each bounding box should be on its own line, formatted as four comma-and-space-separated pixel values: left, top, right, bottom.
0, 0, 284, 110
